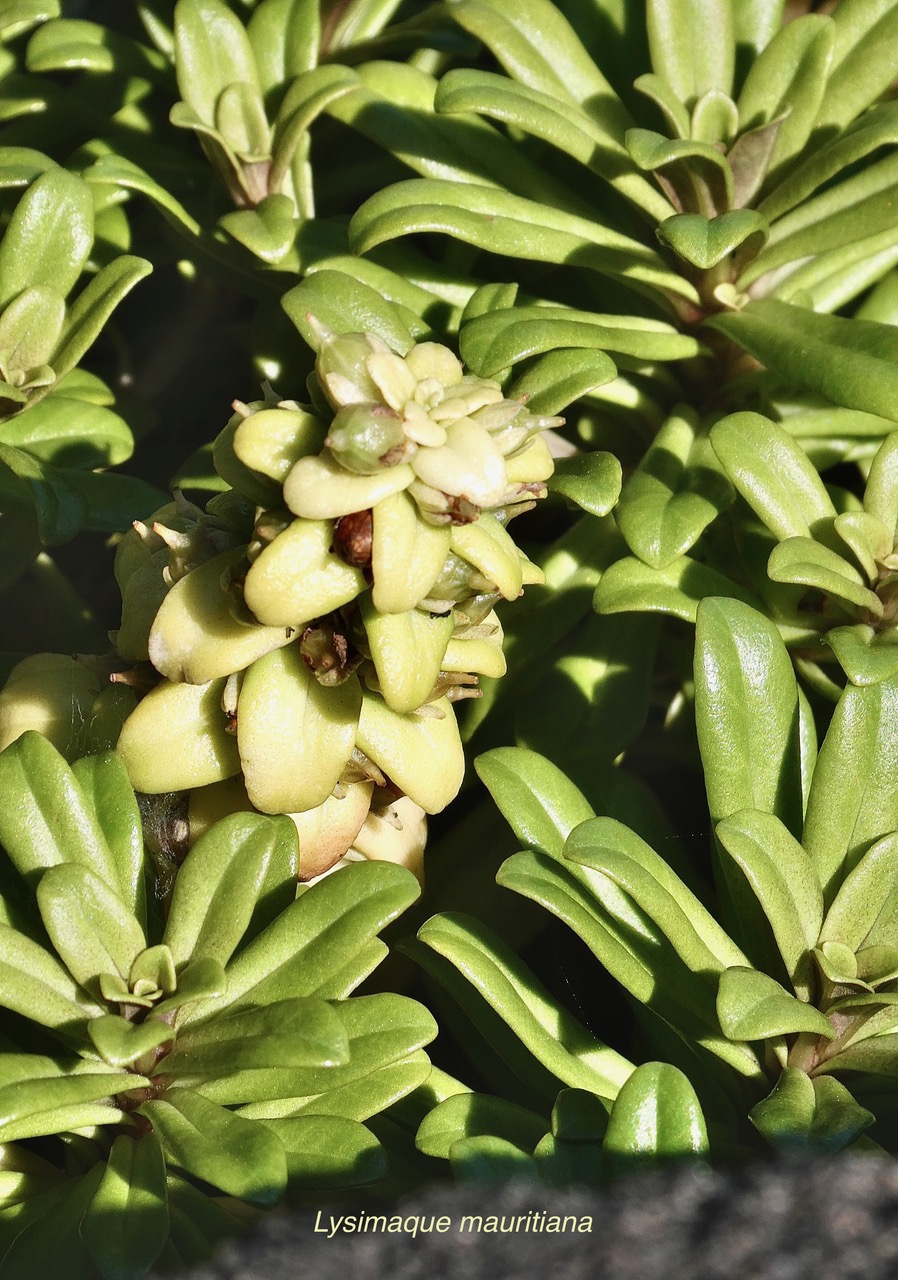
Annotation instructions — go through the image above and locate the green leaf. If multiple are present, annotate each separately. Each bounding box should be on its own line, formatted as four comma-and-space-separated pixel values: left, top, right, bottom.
647, 0, 733, 105
733, 0, 785, 59
594, 553, 755, 622
417, 1092, 545, 1158
83, 156, 201, 239
547, 452, 622, 518
715, 810, 822, 997
507, 347, 618, 417
25, 18, 167, 77
603, 1062, 708, 1170
803, 674, 898, 903
165, 998, 349, 1076
51, 255, 152, 384
816, 0, 898, 133
694, 597, 804, 834
735, 15, 833, 181
202, 993, 435, 1110
768, 537, 880, 616
827, 626, 898, 688
657, 211, 768, 270
224, 188, 295, 262
0, 1069, 139, 1142
625, 128, 733, 213
758, 101, 898, 226
0, 924, 102, 1030
181, 862, 420, 1023
141, 1091, 287, 1207
81, 1132, 169, 1280
749, 1069, 873, 1152
0, 2, 60, 42
433, 68, 668, 219
0, 169, 93, 311
173, 0, 259, 126
564, 817, 749, 970
716, 966, 834, 1041
88, 1015, 175, 1069
475, 746, 596, 859
282, 269, 415, 357
163, 812, 298, 971
707, 302, 898, 423
0, 285, 64, 372
411, 912, 633, 1100
446, 0, 622, 110
820, 832, 898, 953
247, 0, 319, 93
710, 412, 836, 542
0, 732, 120, 887
350, 181, 699, 305
36, 863, 146, 998
1, 1164, 103, 1280
617, 407, 734, 568
242, 1051, 431, 1123
450, 1134, 536, 1183
262, 1114, 386, 1188
0, 397, 133, 470
71, 753, 145, 931
460, 306, 701, 379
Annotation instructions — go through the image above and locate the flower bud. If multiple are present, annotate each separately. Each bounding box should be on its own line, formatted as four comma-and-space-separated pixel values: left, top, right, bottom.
326, 402, 408, 474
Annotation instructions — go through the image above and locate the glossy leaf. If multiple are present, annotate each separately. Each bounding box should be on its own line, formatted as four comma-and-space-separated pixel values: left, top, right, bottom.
282, 269, 415, 357
36, 863, 146, 997
71, 753, 145, 929
736, 15, 833, 180
717, 966, 834, 1041
141, 1091, 287, 1207
594, 553, 754, 621
0, 732, 119, 886
80, 1132, 169, 1280
164, 998, 349, 1076
202, 993, 435, 1110
603, 1062, 708, 1168
262, 1114, 386, 1188
0, 1069, 138, 1142
768, 538, 880, 615
657, 210, 768, 269
0, 169, 93, 311
460, 306, 701, 379
715, 810, 822, 997
52, 255, 153, 383
816, 0, 898, 133
803, 675, 898, 903
617, 407, 734, 568
416, 1092, 545, 1158
749, 1069, 873, 1152
350, 181, 699, 304
564, 817, 748, 970
475, 747, 595, 859
25, 18, 167, 77
820, 832, 898, 953
88, 1015, 175, 1069
710, 412, 836, 542
247, 0, 319, 92
708, 302, 898, 422
507, 346, 617, 416
694, 597, 804, 833
548, 452, 622, 518
0, 924, 101, 1029
164, 813, 298, 970
0, 397, 133, 470
181, 862, 420, 1024
173, 0, 259, 127
411, 912, 633, 1100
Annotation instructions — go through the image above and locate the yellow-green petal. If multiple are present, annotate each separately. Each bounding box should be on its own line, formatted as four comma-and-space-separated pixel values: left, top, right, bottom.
283, 453, 414, 519
238, 648, 360, 813
116, 678, 240, 793
244, 519, 366, 627
371, 491, 451, 613
232, 407, 325, 483
362, 596, 454, 713
450, 514, 524, 601
149, 549, 295, 683
355, 692, 464, 814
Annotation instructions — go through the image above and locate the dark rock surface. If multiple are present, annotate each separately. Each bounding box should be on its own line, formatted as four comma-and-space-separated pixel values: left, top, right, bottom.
180, 1158, 898, 1280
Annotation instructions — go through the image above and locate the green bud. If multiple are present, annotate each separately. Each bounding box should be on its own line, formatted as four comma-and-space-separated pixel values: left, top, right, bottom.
314, 325, 390, 409
326, 402, 409, 474
361, 596, 454, 714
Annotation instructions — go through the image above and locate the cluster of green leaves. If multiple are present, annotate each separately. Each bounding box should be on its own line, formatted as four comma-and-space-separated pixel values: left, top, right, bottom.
0, 731, 433, 1276
411, 596, 898, 1168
